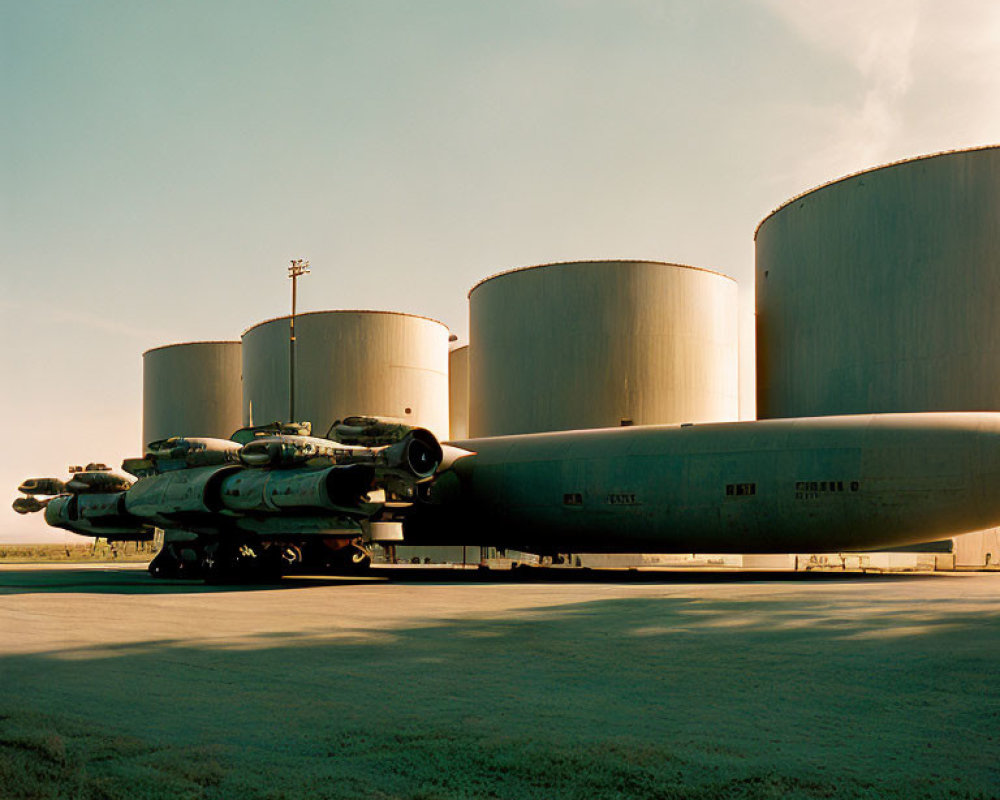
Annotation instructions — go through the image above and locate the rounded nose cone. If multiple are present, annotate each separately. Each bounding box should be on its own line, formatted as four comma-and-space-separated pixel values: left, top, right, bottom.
18, 478, 66, 495
12, 496, 44, 514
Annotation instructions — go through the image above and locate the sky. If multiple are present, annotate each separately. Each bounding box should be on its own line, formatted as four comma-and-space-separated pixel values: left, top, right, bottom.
3, 0, 999, 543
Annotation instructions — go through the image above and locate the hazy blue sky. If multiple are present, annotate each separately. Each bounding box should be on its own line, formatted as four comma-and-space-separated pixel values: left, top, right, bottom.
3, 1, 999, 542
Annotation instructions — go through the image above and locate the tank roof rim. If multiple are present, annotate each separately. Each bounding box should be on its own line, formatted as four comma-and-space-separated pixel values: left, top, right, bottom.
754, 143, 1000, 240
142, 340, 241, 357
241, 309, 450, 337
468, 259, 735, 298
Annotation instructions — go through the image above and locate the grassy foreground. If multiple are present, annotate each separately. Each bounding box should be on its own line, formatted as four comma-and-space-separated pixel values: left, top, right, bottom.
1, 571, 997, 799
3, 708, 987, 800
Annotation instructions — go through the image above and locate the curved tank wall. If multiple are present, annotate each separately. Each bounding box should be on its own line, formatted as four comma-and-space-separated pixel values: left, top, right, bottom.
449, 345, 469, 440
142, 341, 243, 446
757, 146, 1000, 419
469, 260, 739, 437
241, 310, 449, 439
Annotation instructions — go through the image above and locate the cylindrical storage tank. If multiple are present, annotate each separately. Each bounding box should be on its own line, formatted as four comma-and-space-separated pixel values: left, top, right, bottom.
757, 146, 1000, 419
241, 311, 449, 439
449, 345, 469, 440
142, 341, 243, 446
469, 260, 739, 437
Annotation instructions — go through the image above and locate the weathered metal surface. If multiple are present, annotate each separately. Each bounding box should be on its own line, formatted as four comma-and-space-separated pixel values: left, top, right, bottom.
469, 260, 739, 438
756, 146, 1000, 419
406, 412, 1000, 554
241, 311, 449, 440
143, 341, 242, 447
448, 345, 469, 440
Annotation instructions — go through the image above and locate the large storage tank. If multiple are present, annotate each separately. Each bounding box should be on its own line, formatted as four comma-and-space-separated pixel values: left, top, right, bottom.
469, 260, 739, 437
449, 345, 469, 440
757, 146, 1000, 419
241, 310, 449, 439
142, 341, 243, 446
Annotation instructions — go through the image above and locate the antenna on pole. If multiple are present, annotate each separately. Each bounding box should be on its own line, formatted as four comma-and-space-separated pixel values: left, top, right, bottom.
288, 258, 310, 424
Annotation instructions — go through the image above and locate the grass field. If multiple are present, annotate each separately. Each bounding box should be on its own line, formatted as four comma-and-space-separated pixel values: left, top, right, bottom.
1, 569, 997, 799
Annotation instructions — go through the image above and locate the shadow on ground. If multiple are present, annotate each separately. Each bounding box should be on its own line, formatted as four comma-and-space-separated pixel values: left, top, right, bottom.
0, 568, 377, 595
1, 587, 997, 799
0, 566, 937, 596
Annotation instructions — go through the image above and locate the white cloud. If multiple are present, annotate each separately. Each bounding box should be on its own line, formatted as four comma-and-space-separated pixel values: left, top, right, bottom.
760, 0, 1000, 185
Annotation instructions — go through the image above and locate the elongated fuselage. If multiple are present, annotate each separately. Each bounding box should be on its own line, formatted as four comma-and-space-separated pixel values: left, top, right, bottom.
404, 413, 1000, 553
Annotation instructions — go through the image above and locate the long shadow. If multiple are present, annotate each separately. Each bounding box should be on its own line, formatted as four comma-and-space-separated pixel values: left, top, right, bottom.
0, 568, 377, 595
0, 564, 943, 595
1, 593, 997, 799
368, 565, 941, 585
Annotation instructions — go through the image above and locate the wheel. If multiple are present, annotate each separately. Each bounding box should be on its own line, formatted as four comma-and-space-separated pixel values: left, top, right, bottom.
202, 538, 275, 584
350, 545, 372, 570
328, 542, 372, 573
148, 546, 183, 579
278, 544, 303, 570
201, 541, 235, 584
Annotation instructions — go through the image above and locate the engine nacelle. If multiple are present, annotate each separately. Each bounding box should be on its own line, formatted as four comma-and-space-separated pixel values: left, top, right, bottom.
43, 493, 148, 539
231, 421, 312, 445
18, 478, 67, 496
19, 471, 133, 496
124, 462, 377, 522
238, 429, 443, 481
12, 496, 47, 514
124, 465, 240, 519
65, 470, 134, 494
238, 435, 337, 467
145, 437, 242, 468
123, 438, 241, 479
218, 464, 376, 514
327, 416, 412, 446
377, 429, 442, 480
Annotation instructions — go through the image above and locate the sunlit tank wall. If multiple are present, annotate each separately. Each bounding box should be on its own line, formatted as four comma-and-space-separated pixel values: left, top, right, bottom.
241, 311, 449, 439
449, 345, 469, 440
469, 260, 739, 437
142, 341, 243, 447
756, 146, 1000, 419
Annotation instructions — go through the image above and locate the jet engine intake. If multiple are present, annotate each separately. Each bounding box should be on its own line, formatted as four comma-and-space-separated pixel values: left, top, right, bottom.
377, 429, 443, 480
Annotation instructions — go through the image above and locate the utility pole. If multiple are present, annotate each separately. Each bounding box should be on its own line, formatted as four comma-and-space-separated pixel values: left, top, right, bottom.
288, 258, 310, 423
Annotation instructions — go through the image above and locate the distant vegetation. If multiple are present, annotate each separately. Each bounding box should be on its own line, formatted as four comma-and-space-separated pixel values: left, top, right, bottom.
0, 542, 155, 563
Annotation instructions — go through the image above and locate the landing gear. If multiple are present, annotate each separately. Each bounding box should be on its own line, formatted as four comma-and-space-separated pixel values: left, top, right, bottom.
148, 546, 182, 578
306, 537, 372, 574
148, 543, 203, 579
201, 537, 283, 584
150, 535, 372, 583
329, 542, 372, 572
349, 543, 372, 570
272, 544, 302, 571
